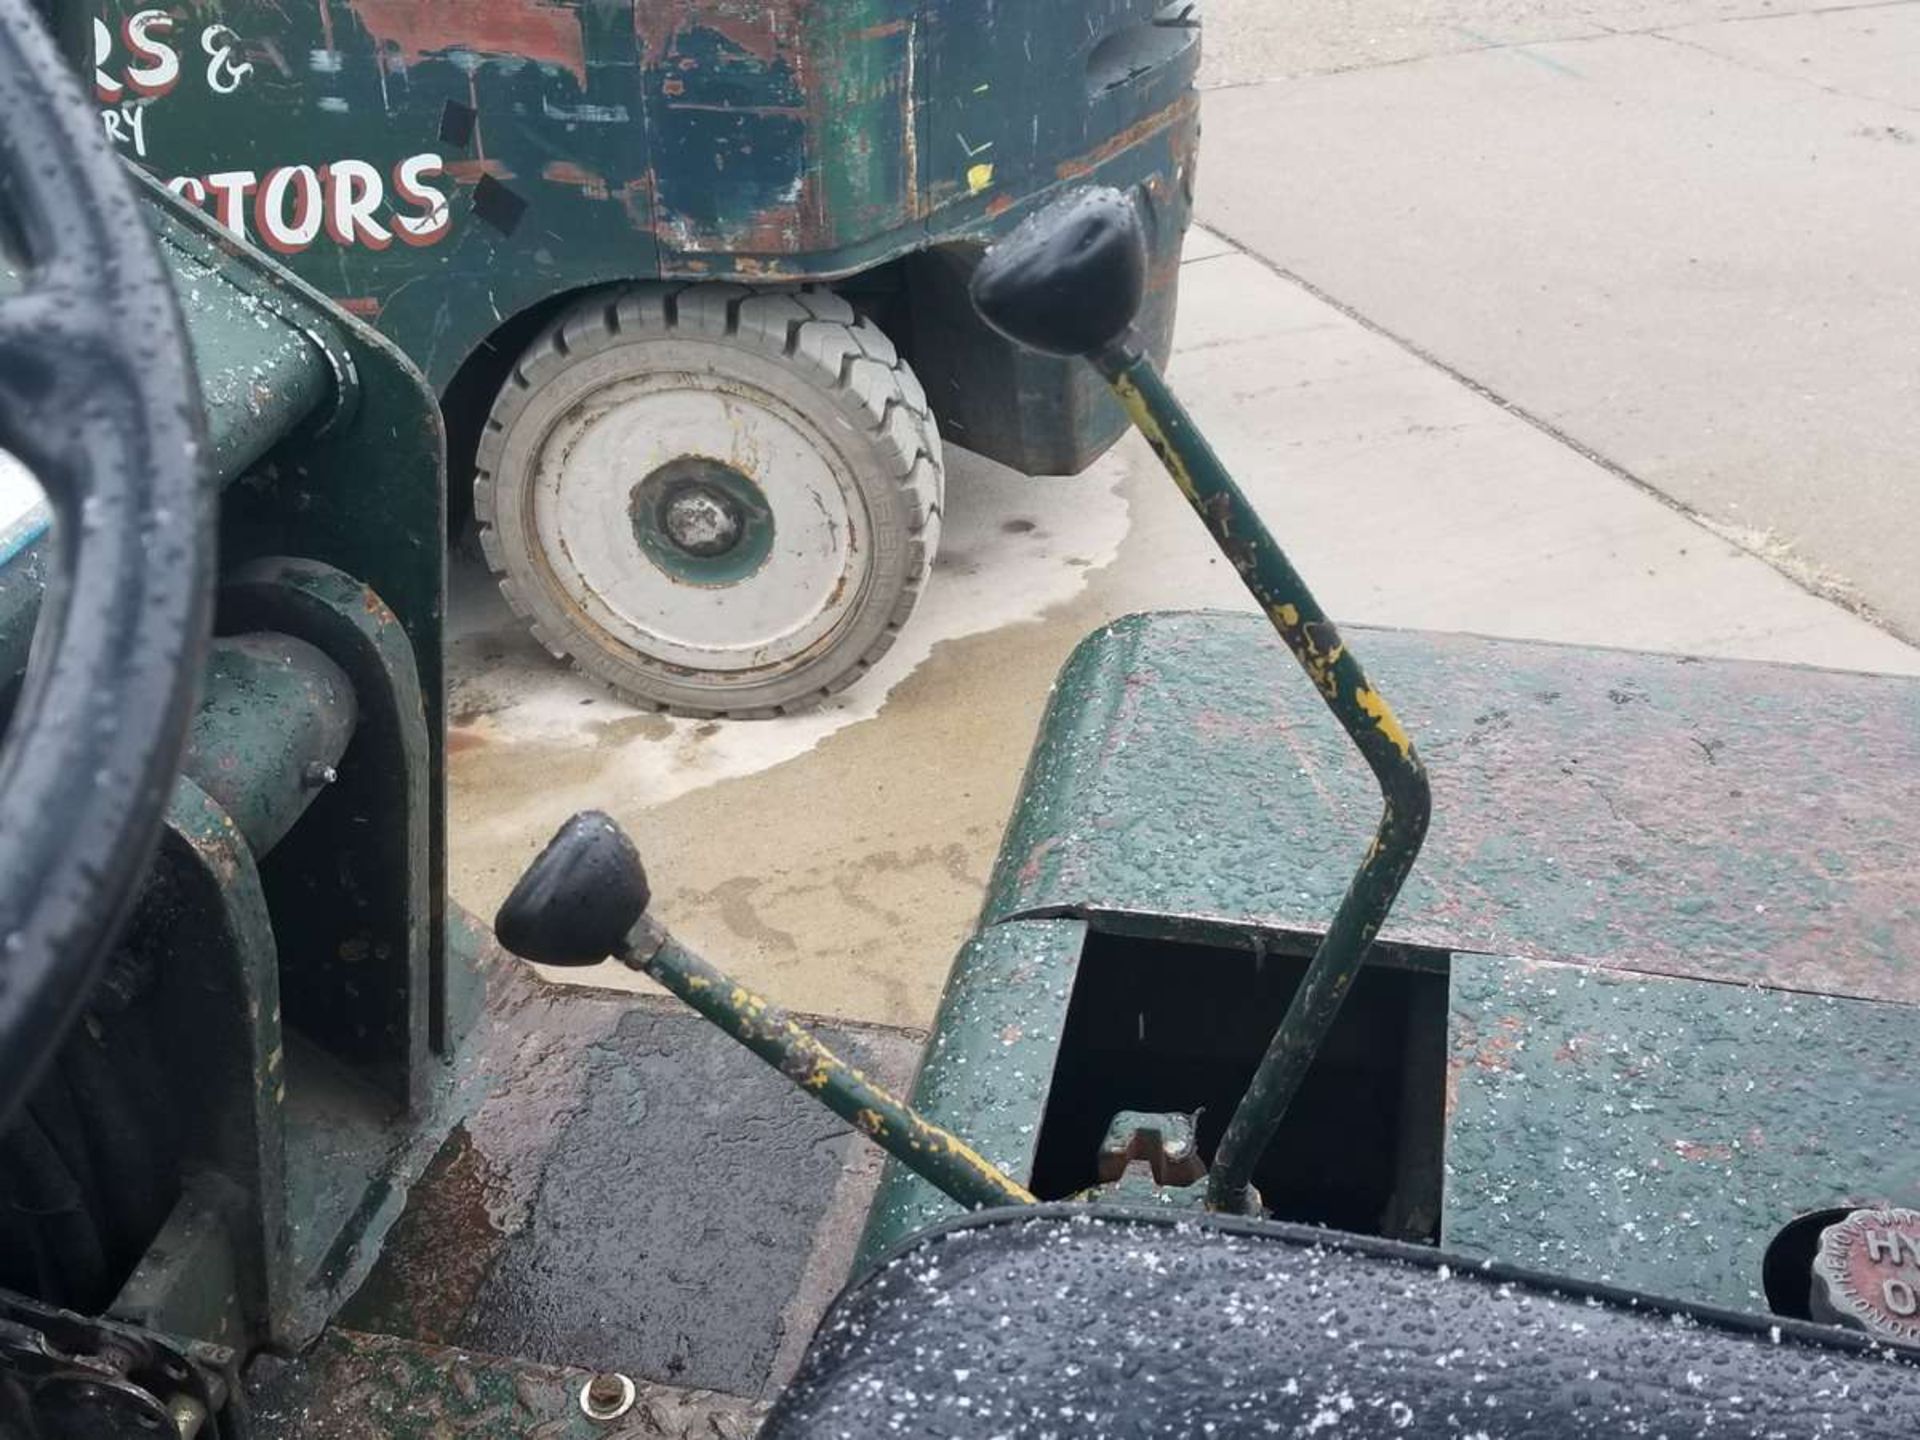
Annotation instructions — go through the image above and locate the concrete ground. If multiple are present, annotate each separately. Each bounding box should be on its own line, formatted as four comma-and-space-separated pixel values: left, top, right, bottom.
1200, 0, 1920, 636
449, 212, 1918, 1031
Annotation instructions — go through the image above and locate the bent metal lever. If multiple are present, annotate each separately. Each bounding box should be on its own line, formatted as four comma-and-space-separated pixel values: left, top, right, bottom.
970, 188, 1433, 1215
496, 812, 1036, 1212
496, 189, 1429, 1220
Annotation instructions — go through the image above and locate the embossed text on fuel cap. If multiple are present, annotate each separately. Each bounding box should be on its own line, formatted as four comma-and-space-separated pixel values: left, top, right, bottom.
1812, 1208, 1920, 1343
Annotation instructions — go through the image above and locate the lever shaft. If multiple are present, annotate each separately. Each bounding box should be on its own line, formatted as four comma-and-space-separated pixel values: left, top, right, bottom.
1094, 342, 1433, 1215
620, 917, 1038, 1212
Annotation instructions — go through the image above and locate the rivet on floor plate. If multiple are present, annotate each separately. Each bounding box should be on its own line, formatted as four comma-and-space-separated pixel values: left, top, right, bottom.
580, 1371, 637, 1422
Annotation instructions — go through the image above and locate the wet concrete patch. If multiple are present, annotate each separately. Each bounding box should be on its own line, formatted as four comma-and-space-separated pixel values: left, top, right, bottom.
344, 998, 918, 1400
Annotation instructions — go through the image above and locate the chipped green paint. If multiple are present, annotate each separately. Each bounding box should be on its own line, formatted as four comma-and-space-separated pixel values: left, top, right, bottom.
88, 0, 1199, 474
111, 778, 291, 1347
986, 614, 1920, 1005
218, 558, 439, 1099
54, 180, 448, 935
0, 174, 457, 1360
856, 919, 1085, 1268
181, 634, 357, 856
1444, 952, 1920, 1313
0, 176, 345, 678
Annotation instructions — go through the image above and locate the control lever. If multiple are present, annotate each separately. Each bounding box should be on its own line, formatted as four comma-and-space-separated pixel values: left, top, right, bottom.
970, 188, 1433, 1215
496, 812, 1036, 1212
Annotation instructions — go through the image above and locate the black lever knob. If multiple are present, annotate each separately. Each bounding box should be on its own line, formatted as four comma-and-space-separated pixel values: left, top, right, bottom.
969, 186, 1148, 359
495, 811, 651, 966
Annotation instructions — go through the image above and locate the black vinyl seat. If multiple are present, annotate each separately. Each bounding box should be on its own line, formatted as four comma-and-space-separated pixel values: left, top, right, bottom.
764, 1205, 1920, 1438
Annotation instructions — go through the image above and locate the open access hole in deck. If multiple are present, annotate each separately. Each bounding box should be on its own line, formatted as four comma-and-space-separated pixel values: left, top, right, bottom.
1030, 929, 1451, 1242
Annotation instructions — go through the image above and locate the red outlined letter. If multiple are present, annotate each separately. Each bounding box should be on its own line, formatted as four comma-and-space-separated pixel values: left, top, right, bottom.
122, 10, 180, 99
392, 153, 452, 247
322, 160, 393, 250
255, 165, 324, 253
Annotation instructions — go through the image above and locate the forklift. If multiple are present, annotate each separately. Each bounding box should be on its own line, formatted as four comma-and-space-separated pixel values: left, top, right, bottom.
3, 0, 1920, 1433
85, 0, 1202, 718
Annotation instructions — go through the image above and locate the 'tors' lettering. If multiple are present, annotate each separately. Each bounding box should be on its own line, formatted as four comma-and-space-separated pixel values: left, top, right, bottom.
170, 155, 453, 253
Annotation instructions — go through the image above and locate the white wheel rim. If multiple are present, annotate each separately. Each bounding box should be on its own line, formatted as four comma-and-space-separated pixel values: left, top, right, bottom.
529, 369, 869, 678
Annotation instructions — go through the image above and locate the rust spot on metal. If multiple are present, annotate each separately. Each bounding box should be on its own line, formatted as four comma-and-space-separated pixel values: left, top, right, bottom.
445, 158, 515, 184
338, 297, 382, 319
984, 193, 1015, 219
1056, 92, 1199, 181
1455, 1012, 1524, 1076
618, 176, 655, 235
340, 1125, 510, 1341
1017, 836, 1060, 887
1096, 1112, 1206, 1188
1552, 1033, 1598, 1063
348, 0, 588, 87
639, 3, 791, 69
1672, 1138, 1737, 1163
540, 160, 609, 199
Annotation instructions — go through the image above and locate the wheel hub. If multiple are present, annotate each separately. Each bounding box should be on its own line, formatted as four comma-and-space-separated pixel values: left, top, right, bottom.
662, 486, 743, 557
627, 455, 778, 588
515, 362, 901, 692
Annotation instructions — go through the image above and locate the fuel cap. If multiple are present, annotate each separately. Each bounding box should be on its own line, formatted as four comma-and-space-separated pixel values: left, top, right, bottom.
1811, 1207, 1920, 1343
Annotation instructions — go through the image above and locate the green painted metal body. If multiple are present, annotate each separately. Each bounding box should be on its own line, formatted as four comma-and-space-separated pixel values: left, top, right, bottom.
862, 611, 1920, 1312
983, 614, 1920, 997
87, 0, 1201, 474
1446, 952, 1920, 1313
0, 175, 464, 1376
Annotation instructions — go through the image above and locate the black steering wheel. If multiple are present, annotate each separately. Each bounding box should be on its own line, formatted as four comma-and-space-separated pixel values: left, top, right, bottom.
0, 1, 214, 1126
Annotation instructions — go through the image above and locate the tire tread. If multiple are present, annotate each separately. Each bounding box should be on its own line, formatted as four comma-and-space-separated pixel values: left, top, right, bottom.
474, 281, 943, 718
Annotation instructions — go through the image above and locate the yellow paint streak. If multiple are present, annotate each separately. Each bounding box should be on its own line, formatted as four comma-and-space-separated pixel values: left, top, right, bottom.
933, 1131, 1037, 1204
1113, 372, 1199, 504
1263, 599, 1344, 696
967, 162, 994, 193
1357, 686, 1415, 760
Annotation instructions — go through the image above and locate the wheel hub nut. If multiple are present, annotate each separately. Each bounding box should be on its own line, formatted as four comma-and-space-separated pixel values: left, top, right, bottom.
663, 487, 742, 557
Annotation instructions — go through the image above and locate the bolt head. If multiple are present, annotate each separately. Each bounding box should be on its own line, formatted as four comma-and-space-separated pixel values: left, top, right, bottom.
580, 1371, 636, 1421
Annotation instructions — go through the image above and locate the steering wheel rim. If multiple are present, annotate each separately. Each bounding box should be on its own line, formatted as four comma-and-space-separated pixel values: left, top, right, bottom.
0, 1, 213, 1124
